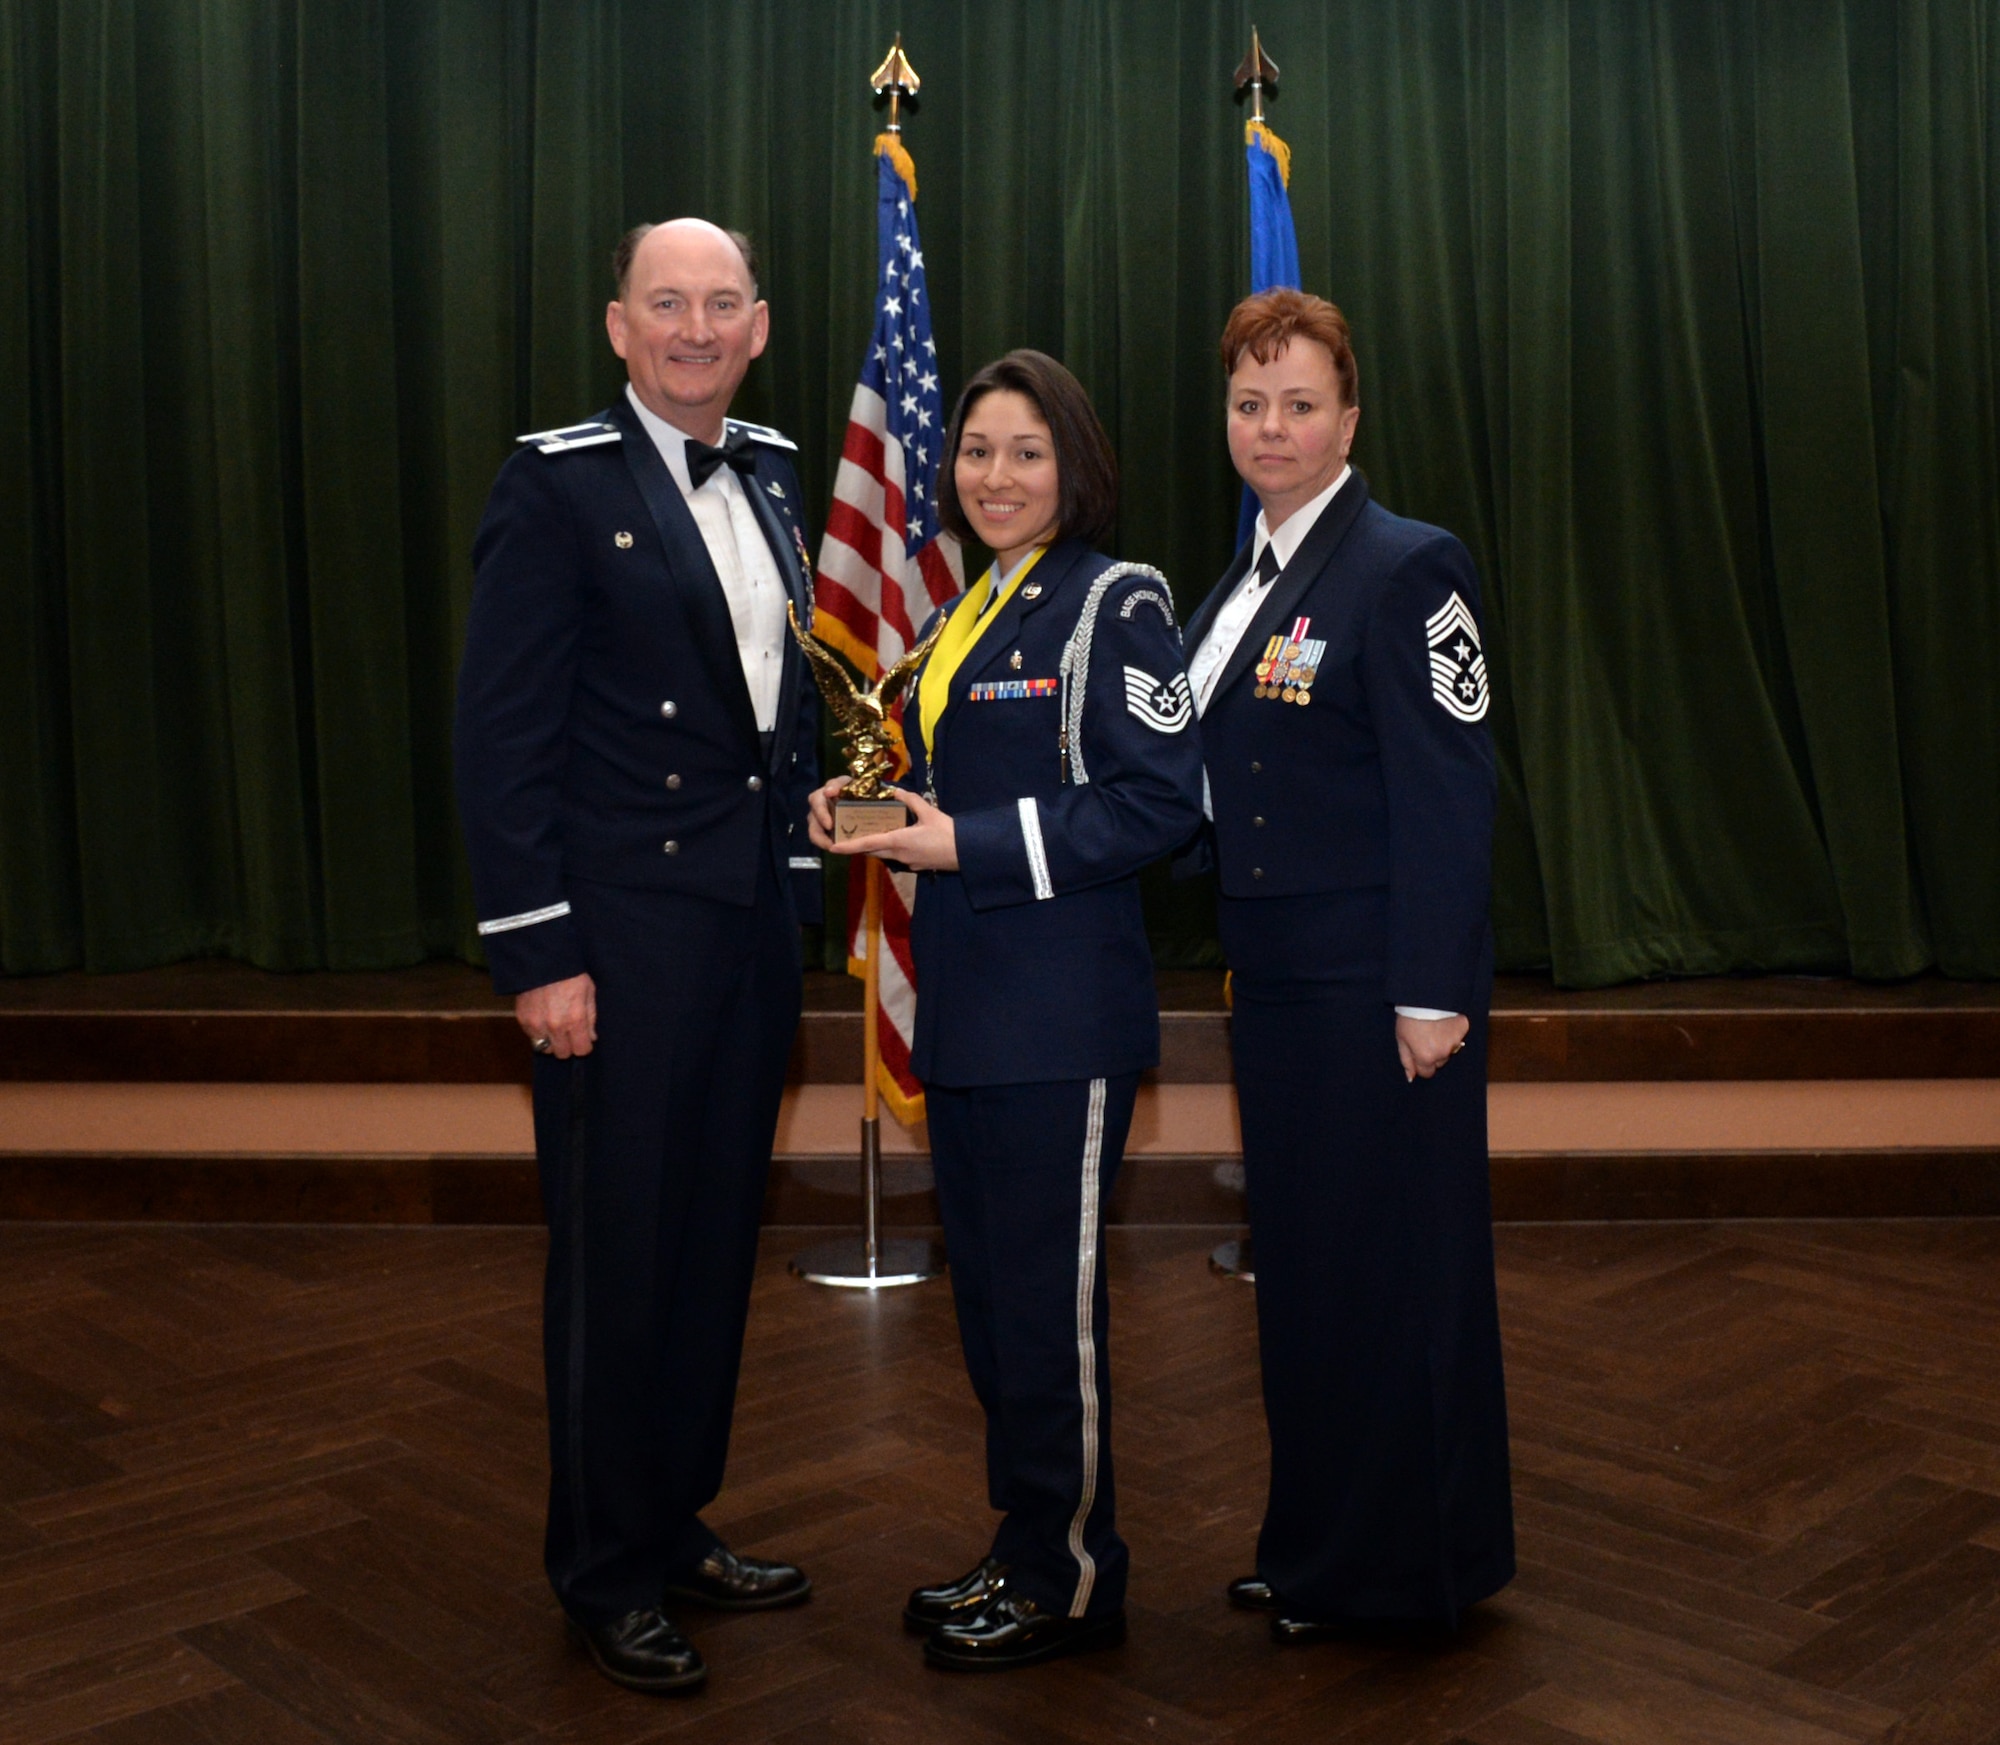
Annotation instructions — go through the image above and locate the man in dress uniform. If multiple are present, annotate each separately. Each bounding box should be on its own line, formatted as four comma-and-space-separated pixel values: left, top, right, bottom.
1181, 289, 1514, 1640
454, 218, 822, 1695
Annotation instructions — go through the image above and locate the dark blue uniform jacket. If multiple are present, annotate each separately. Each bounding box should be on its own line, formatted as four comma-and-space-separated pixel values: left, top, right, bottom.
903, 541, 1205, 1088
455, 397, 820, 994
1180, 475, 1497, 1015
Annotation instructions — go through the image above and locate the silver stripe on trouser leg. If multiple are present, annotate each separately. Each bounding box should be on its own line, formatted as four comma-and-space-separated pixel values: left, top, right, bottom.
1065, 1076, 1109, 1616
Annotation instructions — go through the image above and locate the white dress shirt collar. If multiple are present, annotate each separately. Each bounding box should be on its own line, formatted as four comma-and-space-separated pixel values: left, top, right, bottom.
973, 546, 1042, 623
626, 384, 713, 499
994, 547, 1037, 588
1250, 464, 1351, 576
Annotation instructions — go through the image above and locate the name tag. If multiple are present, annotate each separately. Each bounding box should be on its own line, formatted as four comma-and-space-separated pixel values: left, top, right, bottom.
967, 678, 1058, 701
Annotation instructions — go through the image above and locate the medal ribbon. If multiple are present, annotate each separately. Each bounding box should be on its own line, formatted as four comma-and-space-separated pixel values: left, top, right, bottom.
916, 544, 1048, 759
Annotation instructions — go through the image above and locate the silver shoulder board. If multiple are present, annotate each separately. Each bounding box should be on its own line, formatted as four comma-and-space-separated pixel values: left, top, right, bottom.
724, 418, 798, 452
517, 420, 623, 453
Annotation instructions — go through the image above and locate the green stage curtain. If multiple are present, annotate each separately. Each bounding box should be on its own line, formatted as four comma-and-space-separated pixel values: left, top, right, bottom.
2, 0, 1994, 982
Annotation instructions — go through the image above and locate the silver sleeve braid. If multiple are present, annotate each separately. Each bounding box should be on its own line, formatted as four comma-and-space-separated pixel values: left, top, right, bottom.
1057, 563, 1174, 787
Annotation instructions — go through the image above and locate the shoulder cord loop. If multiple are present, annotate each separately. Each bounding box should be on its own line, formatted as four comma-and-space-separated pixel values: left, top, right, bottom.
1056, 563, 1173, 787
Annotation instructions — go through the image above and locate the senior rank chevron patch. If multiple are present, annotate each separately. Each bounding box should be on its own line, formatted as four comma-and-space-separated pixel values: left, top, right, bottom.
1124, 666, 1193, 733
1426, 591, 1490, 722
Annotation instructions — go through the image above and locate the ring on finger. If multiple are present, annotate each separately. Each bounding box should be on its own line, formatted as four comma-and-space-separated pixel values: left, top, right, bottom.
531, 1036, 554, 1055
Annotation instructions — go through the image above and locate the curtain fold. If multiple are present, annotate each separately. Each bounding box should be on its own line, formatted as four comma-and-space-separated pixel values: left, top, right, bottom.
2, 0, 1993, 982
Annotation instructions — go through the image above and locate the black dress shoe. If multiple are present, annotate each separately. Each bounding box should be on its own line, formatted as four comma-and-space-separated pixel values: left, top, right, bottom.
662, 1545, 812, 1612
904, 1557, 1009, 1634
924, 1590, 1126, 1671
1227, 1575, 1281, 1613
569, 1608, 707, 1693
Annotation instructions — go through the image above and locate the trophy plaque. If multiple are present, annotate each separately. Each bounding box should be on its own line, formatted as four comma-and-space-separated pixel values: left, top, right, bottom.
834, 794, 912, 842
788, 603, 946, 841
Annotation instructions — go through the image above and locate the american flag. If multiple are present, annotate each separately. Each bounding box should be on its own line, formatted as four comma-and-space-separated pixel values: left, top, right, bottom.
814, 136, 963, 1124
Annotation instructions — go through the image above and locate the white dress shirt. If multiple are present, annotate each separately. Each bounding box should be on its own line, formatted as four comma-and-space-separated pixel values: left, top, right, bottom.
626, 385, 787, 733
1186, 465, 1455, 1024
1187, 466, 1351, 716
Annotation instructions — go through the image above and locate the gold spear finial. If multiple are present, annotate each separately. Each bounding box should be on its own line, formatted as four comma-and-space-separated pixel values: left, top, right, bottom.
871, 32, 922, 134
1233, 25, 1280, 124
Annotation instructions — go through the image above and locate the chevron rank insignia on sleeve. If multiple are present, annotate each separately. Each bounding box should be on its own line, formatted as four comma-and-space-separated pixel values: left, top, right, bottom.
1426, 591, 1490, 722
1124, 666, 1193, 733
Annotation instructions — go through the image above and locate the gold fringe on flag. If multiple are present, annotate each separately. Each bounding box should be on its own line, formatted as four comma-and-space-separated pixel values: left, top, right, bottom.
1245, 117, 1291, 188
875, 133, 918, 198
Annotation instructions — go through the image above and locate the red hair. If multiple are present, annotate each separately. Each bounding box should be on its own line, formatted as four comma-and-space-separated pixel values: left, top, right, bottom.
1220, 289, 1359, 408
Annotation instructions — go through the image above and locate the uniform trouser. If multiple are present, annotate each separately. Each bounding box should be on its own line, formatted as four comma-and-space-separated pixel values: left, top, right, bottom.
1225, 898, 1514, 1625
925, 1073, 1139, 1619
532, 858, 801, 1625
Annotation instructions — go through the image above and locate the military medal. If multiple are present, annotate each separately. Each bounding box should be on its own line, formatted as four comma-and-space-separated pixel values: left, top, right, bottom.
1254, 634, 1282, 697
790, 522, 813, 582
1254, 630, 1282, 684
1257, 617, 1326, 704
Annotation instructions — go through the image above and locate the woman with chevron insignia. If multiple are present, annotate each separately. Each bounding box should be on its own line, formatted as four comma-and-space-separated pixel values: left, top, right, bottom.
1180, 289, 1515, 1641
808, 350, 1205, 1671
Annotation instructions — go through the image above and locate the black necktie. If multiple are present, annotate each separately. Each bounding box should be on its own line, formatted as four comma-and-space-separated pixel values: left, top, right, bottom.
1254, 543, 1282, 587
685, 428, 758, 488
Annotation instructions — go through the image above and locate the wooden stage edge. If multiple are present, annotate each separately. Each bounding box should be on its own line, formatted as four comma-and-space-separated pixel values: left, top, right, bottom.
6, 962, 1998, 1223
2, 962, 1998, 1084
4, 1146, 2000, 1226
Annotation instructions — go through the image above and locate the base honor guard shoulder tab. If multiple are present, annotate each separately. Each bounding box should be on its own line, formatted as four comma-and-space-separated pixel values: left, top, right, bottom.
516, 418, 623, 454
723, 418, 798, 453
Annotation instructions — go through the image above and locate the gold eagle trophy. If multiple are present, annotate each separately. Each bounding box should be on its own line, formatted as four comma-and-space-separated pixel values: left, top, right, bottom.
788, 603, 946, 841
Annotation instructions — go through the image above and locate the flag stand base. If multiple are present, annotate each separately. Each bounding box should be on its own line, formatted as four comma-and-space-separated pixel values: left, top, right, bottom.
791, 1114, 946, 1290
790, 1234, 945, 1289
1209, 1237, 1255, 1282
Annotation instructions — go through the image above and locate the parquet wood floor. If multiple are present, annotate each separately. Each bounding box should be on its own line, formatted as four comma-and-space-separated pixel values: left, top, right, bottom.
3, 1221, 2000, 1743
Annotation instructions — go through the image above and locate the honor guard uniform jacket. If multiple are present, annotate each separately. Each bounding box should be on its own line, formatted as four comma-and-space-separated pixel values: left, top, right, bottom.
1180, 475, 1497, 1015
902, 540, 1206, 1087
455, 397, 820, 994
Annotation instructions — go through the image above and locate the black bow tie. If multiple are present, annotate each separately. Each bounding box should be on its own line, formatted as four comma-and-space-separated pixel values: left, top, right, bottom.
685, 429, 758, 488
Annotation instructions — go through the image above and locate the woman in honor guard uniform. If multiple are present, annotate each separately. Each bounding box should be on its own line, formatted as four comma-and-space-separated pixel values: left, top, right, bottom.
808, 351, 1205, 1671
1181, 290, 1514, 1639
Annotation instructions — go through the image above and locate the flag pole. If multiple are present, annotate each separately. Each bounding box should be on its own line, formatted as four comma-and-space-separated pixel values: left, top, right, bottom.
791, 34, 945, 1291
1212, 23, 1289, 1288
860, 855, 883, 1270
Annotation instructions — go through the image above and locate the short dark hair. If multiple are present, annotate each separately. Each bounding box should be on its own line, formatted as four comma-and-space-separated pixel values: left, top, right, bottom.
612, 223, 761, 298
1220, 288, 1359, 408
936, 350, 1119, 550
